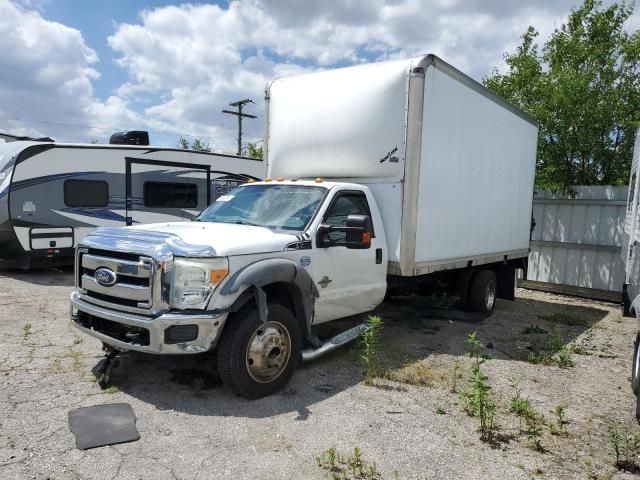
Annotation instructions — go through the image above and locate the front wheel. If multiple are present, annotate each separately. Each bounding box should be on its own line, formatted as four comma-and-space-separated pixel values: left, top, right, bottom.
217, 303, 301, 399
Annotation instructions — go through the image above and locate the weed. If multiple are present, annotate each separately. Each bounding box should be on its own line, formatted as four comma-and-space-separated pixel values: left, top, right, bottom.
537, 311, 590, 327
22, 322, 32, 340
460, 332, 497, 442
73, 337, 83, 345
600, 335, 613, 356
549, 405, 568, 435
521, 325, 549, 335
450, 359, 462, 393
570, 329, 594, 355
361, 315, 384, 384
316, 447, 383, 479
607, 420, 640, 472
557, 349, 574, 368
508, 378, 545, 451
435, 407, 446, 415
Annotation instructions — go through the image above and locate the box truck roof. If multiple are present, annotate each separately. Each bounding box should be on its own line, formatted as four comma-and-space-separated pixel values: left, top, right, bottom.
265, 54, 536, 182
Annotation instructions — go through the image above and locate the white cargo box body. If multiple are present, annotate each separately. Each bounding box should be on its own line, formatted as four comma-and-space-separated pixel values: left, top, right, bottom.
265, 54, 538, 276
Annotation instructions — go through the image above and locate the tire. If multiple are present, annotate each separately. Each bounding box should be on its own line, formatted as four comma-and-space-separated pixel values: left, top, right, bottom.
217, 303, 301, 399
632, 333, 640, 395
469, 270, 497, 315
455, 270, 475, 310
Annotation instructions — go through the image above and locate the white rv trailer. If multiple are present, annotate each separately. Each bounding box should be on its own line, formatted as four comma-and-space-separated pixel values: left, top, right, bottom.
0, 141, 263, 268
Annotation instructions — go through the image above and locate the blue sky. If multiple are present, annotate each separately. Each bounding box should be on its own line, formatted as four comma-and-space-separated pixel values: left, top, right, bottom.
1, 0, 636, 151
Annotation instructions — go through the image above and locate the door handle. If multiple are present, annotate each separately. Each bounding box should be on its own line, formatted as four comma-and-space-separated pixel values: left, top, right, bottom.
376, 248, 383, 264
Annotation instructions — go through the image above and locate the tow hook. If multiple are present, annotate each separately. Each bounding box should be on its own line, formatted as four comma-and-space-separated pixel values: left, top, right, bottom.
92, 344, 120, 389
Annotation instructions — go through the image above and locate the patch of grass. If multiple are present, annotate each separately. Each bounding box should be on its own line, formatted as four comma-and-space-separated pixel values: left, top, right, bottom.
537, 310, 590, 327
460, 332, 498, 443
570, 329, 594, 355
361, 315, 384, 385
383, 361, 434, 387
22, 322, 32, 340
607, 420, 640, 473
600, 335, 614, 356
64, 347, 84, 372
316, 447, 384, 479
103, 385, 120, 394
526, 326, 573, 368
521, 325, 549, 335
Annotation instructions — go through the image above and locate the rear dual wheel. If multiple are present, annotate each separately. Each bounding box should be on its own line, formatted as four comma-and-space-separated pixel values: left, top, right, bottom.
469, 270, 497, 315
457, 270, 497, 315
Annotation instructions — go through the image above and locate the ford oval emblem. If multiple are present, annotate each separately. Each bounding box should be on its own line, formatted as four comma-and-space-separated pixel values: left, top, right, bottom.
95, 267, 117, 287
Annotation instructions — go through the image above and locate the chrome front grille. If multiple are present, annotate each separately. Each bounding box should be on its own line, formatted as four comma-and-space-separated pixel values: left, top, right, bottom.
78, 250, 155, 313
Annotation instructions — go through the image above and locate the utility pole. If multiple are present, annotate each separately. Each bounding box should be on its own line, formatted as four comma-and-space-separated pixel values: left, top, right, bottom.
222, 98, 257, 156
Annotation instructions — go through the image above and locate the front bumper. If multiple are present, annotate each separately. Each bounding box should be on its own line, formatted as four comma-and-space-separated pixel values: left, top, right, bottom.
70, 291, 227, 354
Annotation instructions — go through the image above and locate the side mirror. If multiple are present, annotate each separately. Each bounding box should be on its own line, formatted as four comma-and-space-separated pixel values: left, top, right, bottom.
344, 214, 372, 249
316, 214, 373, 249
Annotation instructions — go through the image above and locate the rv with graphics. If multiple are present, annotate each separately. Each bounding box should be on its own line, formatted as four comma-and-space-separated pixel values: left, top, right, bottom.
70, 55, 538, 398
0, 139, 263, 268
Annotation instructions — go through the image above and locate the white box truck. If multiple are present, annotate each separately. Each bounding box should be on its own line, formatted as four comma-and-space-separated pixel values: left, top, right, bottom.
70, 54, 538, 398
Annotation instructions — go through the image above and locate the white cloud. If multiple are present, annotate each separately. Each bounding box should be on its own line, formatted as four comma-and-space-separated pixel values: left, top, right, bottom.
2, 0, 637, 150
103, 0, 580, 149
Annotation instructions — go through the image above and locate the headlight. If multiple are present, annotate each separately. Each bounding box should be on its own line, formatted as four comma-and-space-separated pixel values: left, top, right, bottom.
171, 257, 229, 309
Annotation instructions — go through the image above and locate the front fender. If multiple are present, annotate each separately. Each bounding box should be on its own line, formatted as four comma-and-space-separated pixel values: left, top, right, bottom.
215, 258, 319, 337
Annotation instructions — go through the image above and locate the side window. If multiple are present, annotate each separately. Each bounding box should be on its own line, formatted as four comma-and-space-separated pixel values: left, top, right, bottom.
144, 182, 198, 208
629, 172, 637, 211
323, 193, 371, 244
64, 180, 109, 207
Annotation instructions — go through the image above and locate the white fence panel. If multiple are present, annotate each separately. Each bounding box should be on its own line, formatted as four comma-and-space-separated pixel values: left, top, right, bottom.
525, 185, 627, 301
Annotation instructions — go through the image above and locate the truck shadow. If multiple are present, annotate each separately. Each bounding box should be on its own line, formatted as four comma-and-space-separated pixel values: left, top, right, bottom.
105, 291, 612, 419
0, 266, 74, 286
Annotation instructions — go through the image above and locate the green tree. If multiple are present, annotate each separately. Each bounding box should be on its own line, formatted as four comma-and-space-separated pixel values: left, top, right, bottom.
484, 0, 640, 191
245, 141, 263, 159
177, 136, 211, 152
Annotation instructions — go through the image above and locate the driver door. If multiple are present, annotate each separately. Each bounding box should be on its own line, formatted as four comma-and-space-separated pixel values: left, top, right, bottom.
311, 190, 387, 323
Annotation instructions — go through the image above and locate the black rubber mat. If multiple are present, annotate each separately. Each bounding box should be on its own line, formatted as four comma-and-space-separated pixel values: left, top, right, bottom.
68, 403, 140, 450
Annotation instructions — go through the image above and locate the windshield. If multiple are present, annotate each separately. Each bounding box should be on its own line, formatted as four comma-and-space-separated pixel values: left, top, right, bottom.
196, 184, 327, 231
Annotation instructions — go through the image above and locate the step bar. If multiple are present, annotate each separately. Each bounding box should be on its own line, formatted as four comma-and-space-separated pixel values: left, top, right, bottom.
301, 323, 369, 362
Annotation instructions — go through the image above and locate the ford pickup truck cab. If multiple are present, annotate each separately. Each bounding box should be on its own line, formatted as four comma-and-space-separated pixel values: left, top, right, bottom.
71, 180, 387, 397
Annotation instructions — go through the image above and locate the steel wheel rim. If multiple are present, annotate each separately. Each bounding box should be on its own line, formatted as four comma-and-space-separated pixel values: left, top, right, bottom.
485, 280, 496, 311
245, 321, 291, 383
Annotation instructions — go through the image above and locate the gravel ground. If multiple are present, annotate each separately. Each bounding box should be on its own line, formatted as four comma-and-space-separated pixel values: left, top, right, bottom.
0, 267, 638, 480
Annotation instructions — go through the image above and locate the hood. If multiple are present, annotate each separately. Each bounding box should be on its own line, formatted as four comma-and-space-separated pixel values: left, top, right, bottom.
129, 221, 301, 257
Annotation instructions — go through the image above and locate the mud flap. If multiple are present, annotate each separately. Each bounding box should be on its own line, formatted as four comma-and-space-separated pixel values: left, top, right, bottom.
255, 286, 268, 323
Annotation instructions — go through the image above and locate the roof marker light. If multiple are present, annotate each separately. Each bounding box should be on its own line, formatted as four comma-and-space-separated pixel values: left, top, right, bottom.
264, 177, 272, 182
315, 177, 323, 183
276, 176, 285, 181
